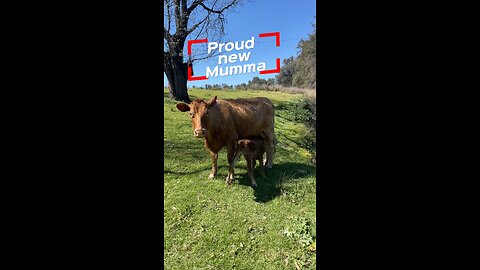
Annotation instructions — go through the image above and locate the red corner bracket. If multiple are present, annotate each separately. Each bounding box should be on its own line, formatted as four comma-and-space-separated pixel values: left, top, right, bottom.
187, 39, 208, 81
259, 32, 280, 47
258, 32, 281, 74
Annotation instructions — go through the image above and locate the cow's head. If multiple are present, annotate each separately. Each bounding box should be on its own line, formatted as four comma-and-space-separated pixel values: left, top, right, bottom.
176, 96, 217, 138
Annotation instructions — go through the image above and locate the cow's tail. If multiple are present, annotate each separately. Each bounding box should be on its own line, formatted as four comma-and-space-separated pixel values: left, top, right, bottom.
262, 130, 277, 154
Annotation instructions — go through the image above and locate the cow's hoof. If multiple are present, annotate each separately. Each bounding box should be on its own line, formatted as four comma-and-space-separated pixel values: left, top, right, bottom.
225, 176, 233, 183
208, 173, 216, 179
251, 182, 257, 187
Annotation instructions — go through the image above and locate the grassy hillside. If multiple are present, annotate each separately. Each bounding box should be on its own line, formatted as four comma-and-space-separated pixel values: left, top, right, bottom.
164, 88, 316, 269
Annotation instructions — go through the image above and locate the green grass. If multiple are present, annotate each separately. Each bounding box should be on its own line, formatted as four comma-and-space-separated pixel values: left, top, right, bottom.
164, 88, 316, 269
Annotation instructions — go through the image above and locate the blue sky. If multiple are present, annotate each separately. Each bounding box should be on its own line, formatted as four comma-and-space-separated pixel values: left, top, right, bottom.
164, 0, 316, 87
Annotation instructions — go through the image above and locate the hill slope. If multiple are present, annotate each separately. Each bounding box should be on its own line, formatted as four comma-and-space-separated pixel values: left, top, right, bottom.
164, 88, 316, 269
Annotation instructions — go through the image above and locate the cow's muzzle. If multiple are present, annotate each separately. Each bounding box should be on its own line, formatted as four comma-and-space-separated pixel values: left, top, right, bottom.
194, 128, 206, 138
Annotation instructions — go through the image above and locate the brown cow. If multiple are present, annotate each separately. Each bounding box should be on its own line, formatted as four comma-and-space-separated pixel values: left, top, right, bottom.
176, 96, 275, 185
233, 137, 267, 187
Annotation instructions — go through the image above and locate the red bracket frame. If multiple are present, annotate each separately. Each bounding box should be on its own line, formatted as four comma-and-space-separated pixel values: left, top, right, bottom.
258, 32, 281, 75
187, 39, 208, 81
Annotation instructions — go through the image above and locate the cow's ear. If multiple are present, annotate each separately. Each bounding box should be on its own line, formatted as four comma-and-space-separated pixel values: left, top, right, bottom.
176, 103, 190, 112
208, 96, 217, 107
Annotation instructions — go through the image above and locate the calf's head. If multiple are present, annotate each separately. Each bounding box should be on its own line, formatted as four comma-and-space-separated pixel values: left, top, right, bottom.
176, 96, 217, 138
236, 139, 257, 153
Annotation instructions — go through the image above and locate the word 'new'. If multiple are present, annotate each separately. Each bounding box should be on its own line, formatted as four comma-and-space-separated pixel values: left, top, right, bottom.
218, 52, 251, 65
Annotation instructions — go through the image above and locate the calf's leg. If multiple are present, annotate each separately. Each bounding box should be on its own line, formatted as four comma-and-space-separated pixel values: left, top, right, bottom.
225, 142, 236, 185
233, 150, 242, 167
247, 158, 257, 187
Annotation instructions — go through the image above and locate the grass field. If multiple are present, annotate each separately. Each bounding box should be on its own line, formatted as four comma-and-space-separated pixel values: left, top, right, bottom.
164, 88, 317, 269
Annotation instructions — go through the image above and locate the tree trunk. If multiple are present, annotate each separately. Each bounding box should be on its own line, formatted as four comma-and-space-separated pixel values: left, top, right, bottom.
164, 54, 190, 103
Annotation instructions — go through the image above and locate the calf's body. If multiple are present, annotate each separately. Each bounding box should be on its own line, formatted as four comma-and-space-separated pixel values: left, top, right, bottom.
234, 138, 267, 187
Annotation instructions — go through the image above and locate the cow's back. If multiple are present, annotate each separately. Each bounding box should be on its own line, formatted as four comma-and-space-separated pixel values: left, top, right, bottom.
218, 97, 274, 139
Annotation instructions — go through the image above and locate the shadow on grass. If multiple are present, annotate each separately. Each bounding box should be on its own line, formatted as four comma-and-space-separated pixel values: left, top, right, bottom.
164, 165, 228, 176
163, 161, 315, 204
235, 162, 316, 203
164, 91, 201, 100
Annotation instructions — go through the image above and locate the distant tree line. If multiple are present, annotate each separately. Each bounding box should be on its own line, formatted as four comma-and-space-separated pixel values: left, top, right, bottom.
203, 84, 234, 90
235, 77, 276, 90
276, 22, 316, 88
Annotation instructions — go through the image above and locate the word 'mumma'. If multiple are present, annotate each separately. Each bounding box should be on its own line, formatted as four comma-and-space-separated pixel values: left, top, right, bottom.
206, 63, 266, 77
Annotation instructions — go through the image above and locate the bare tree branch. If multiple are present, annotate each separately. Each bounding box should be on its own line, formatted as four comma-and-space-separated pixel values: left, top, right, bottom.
192, 14, 210, 40
188, 0, 237, 36
190, 50, 221, 62
181, 0, 187, 14
173, 0, 181, 30
199, 0, 238, 14
165, 0, 172, 33
187, 14, 211, 35
187, 0, 204, 16
187, 0, 220, 35
164, 27, 172, 41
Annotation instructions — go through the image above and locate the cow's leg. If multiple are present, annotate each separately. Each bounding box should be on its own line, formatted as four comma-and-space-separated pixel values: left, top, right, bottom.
208, 151, 218, 179
264, 132, 275, 169
247, 158, 257, 187
225, 141, 236, 185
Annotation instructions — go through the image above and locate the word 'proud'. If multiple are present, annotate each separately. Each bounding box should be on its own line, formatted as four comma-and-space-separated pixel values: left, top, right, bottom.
207, 37, 255, 54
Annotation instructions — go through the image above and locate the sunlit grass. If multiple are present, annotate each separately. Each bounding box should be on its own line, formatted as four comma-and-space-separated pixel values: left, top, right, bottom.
164, 88, 316, 269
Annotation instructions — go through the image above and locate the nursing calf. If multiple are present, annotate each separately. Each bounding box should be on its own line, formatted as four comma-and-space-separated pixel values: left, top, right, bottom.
233, 138, 267, 187
176, 96, 275, 184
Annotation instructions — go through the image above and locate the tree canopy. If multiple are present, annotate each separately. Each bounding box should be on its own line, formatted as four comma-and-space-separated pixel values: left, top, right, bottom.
276, 21, 316, 89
